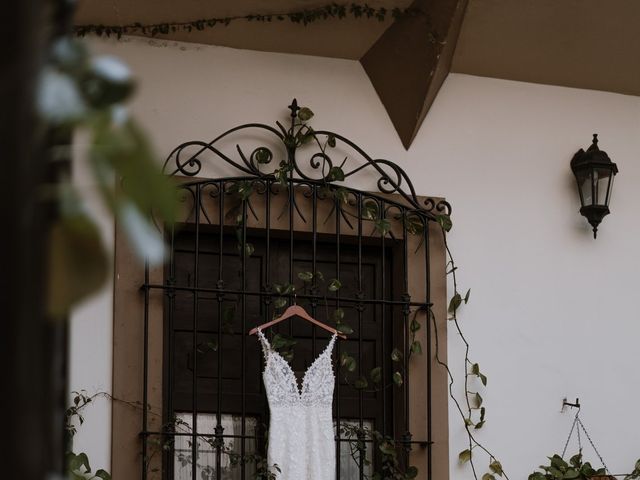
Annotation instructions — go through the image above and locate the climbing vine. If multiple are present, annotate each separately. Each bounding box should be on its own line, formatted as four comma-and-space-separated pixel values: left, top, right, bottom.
435, 223, 506, 480
74, 3, 424, 39
66, 391, 112, 480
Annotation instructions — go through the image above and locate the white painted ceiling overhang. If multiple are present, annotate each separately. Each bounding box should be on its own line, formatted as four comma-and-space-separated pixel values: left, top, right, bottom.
75, 0, 640, 147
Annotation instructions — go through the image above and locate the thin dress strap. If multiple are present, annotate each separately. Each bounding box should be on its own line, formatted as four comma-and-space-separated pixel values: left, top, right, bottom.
324, 332, 338, 356
256, 328, 271, 361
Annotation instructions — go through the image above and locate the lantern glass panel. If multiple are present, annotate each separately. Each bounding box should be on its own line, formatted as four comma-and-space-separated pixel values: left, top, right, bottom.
577, 169, 593, 206
595, 167, 613, 206
606, 172, 615, 206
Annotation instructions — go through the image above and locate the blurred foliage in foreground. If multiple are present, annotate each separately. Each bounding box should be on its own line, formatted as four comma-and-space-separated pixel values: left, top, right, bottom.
39, 37, 177, 319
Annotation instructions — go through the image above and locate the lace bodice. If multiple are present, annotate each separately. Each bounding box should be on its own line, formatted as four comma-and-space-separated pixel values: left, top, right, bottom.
257, 329, 337, 479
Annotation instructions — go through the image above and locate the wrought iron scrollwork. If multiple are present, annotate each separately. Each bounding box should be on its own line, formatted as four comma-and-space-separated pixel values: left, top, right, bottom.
163, 99, 451, 219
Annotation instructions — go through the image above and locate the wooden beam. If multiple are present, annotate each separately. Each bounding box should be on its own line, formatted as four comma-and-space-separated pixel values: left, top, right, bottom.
360, 0, 468, 149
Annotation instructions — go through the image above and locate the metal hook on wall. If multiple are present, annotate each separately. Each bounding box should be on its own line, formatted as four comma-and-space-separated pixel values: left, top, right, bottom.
561, 397, 581, 413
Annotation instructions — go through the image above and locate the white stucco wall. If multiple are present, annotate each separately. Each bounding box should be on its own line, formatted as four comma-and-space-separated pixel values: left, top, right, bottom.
70, 36, 640, 478
69, 128, 115, 472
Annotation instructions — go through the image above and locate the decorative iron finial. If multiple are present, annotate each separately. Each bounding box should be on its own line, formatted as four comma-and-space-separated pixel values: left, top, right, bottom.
588, 133, 599, 151
288, 98, 300, 119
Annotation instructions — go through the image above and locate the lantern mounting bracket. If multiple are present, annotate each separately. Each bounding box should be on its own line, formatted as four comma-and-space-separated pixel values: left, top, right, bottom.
562, 397, 581, 412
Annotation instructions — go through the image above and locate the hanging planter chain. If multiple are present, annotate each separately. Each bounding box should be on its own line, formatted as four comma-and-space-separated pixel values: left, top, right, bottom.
562, 411, 610, 474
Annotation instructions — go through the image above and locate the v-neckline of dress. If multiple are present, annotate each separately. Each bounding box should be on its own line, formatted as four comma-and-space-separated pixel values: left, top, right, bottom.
258, 329, 336, 399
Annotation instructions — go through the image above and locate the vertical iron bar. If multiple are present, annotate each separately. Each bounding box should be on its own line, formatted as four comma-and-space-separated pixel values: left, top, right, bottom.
380, 199, 387, 438
215, 183, 224, 478
264, 179, 272, 332
142, 259, 150, 480
357, 194, 364, 480
260, 179, 272, 338
167, 217, 177, 479
335, 193, 342, 479
192, 185, 201, 480
311, 184, 318, 357
402, 208, 411, 468
288, 174, 294, 339
265, 179, 271, 295
424, 219, 433, 480
240, 197, 248, 479
263, 180, 272, 466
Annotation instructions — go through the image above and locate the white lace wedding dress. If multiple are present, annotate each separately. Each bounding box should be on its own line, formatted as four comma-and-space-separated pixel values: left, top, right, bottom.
257, 329, 337, 480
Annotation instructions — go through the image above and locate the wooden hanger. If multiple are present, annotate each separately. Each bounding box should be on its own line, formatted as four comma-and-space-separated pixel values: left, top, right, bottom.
249, 296, 347, 339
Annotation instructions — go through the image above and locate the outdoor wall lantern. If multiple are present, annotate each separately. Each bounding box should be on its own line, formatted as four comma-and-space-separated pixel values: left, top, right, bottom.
570, 134, 618, 238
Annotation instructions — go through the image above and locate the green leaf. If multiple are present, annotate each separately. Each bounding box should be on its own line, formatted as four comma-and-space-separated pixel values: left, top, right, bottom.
254, 147, 272, 164
489, 460, 503, 476
370, 366, 382, 383
528, 473, 546, 480
475, 420, 485, 429
406, 466, 418, 478
90, 118, 177, 226
47, 211, 108, 319
472, 392, 483, 408
569, 453, 582, 468
391, 348, 403, 362
271, 333, 296, 350
482, 474, 496, 480
273, 297, 287, 309
73, 452, 91, 472
298, 107, 314, 121
362, 200, 378, 220
479, 373, 488, 386
448, 293, 462, 313
410, 319, 421, 332
328, 166, 345, 182
333, 186, 348, 205
297, 271, 314, 282
405, 214, 424, 235
379, 442, 396, 456
327, 134, 336, 148
354, 377, 368, 389
459, 449, 472, 464
336, 323, 353, 335
235, 180, 254, 201
410, 340, 422, 354
436, 214, 453, 232
340, 353, 357, 372
464, 288, 471, 304
550, 455, 568, 471
328, 279, 342, 291
296, 125, 314, 145
333, 308, 345, 321
94, 470, 112, 480
374, 218, 391, 235
393, 371, 403, 386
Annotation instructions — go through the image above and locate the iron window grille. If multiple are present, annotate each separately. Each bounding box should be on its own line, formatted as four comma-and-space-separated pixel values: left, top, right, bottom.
139, 100, 451, 480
